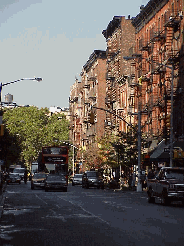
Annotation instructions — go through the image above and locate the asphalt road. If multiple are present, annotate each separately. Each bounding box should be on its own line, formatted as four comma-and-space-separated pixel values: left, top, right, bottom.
0, 181, 183, 246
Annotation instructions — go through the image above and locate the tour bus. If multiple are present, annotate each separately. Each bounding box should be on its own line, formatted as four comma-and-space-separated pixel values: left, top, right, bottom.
42, 146, 69, 184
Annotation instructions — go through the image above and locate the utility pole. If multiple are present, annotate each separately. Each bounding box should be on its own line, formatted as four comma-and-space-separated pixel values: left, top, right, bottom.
137, 111, 142, 192
169, 65, 174, 167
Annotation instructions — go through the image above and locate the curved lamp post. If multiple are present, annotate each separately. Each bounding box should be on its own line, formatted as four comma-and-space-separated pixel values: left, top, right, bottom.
0, 77, 43, 102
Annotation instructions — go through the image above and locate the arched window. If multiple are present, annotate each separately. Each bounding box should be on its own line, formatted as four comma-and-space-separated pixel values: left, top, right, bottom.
171, 2, 174, 16
158, 17, 160, 32
136, 39, 139, 52
161, 15, 164, 28
146, 29, 149, 43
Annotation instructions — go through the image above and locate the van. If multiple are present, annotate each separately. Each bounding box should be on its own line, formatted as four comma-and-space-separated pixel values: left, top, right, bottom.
13, 168, 25, 180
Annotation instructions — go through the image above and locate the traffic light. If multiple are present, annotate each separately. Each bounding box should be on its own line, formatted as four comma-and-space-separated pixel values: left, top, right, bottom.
88, 111, 95, 124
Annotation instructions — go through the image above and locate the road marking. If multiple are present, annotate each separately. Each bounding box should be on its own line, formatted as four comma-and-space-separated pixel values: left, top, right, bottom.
42, 209, 66, 222
57, 195, 110, 225
103, 200, 133, 209
35, 194, 48, 205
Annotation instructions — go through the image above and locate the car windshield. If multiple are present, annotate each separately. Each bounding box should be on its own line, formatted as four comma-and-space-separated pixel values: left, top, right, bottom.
9, 174, 19, 178
164, 169, 184, 180
33, 173, 46, 179
86, 172, 98, 177
74, 174, 82, 178
47, 175, 65, 181
13, 169, 25, 173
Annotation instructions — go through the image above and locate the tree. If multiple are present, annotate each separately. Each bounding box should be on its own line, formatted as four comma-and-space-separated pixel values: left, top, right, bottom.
97, 133, 118, 169
82, 145, 102, 170
3, 107, 69, 169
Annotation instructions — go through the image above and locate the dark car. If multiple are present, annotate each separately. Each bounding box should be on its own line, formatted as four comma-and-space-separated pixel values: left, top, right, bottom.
82, 171, 104, 189
31, 173, 47, 190
72, 174, 83, 186
147, 167, 184, 205
45, 174, 67, 192
7, 174, 21, 185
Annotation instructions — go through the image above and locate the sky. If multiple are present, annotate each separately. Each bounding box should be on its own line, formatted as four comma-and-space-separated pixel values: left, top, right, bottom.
0, 0, 149, 109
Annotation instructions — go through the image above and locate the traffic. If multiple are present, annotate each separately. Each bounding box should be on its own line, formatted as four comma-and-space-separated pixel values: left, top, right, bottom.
2, 166, 183, 207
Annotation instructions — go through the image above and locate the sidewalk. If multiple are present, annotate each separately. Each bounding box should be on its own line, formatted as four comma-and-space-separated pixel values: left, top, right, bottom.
105, 185, 148, 193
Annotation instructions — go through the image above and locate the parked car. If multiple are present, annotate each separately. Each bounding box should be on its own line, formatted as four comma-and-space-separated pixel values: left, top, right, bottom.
31, 173, 47, 190
147, 167, 184, 205
72, 174, 83, 186
13, 168, 25, 180
82, 171, 104, 189
45, 174, 67, 192
7, 174, 21, 185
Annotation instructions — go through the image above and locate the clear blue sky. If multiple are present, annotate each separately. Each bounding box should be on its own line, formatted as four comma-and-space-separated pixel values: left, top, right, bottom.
0, 0, 149, 108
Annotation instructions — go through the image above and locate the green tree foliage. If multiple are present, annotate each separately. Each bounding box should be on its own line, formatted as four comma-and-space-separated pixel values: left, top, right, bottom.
97, 133, 118, 168
3, 106, 69, 168
82, 145, 102, 170
116, 127, 148, 168
116, 129, 138, 168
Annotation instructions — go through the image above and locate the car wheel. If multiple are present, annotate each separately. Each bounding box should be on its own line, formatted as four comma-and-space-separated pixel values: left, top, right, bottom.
45, 188, 48, 192
63, 187, 67, 192
147, 189, 155, 203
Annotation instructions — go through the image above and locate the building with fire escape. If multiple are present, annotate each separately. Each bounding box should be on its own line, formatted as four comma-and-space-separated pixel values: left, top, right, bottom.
69, 50, 107, 169
102, 16, 136, 134
130, 0, 184, 166
69, 0, 184, 172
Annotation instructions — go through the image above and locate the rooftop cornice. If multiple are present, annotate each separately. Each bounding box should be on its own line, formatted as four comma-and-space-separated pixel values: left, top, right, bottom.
83, 50, 106, 72
132, 0, 169, 32
102, 16, 123, 39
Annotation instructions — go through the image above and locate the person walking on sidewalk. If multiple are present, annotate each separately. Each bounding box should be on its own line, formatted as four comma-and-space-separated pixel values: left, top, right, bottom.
24, 169, 28, 184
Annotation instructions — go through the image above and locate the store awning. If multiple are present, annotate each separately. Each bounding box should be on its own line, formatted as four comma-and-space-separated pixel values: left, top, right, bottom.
149, 139, 184, 162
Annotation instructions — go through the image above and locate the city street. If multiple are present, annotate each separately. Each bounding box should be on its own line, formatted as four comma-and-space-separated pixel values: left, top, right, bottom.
0, 181, 183, 246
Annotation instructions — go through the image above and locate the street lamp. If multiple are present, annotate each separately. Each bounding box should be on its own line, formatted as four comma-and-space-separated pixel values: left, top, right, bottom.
0, 77, 43, 102
62, 141, 78, 176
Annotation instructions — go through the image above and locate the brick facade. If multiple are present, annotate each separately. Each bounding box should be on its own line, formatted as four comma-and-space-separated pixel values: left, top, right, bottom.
102, 16, 136, 134
131, 0, 184, 148
69, 0, 184, 169
69, 50, 106, 166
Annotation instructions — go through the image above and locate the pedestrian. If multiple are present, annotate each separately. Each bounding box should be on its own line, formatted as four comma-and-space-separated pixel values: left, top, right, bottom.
154, 167, 159, 177
131, 172, 136, 189
147, 169, 155, 179
128, 174, 132, 189
24, 169, 27, 184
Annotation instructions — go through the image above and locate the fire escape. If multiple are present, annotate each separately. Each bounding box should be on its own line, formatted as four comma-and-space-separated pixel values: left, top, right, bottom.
138, 8, 182, 142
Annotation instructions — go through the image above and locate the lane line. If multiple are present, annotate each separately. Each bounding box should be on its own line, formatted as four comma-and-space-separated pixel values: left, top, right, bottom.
35, 194, 48, 205
57, 196, 110, 225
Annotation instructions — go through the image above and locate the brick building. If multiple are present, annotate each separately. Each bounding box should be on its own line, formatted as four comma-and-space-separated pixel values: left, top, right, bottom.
69, 0, 184, 171
80, 50, 107, 149
130, 0, 184, 162
69, 50, 107, 169
102, 16, 136, 134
